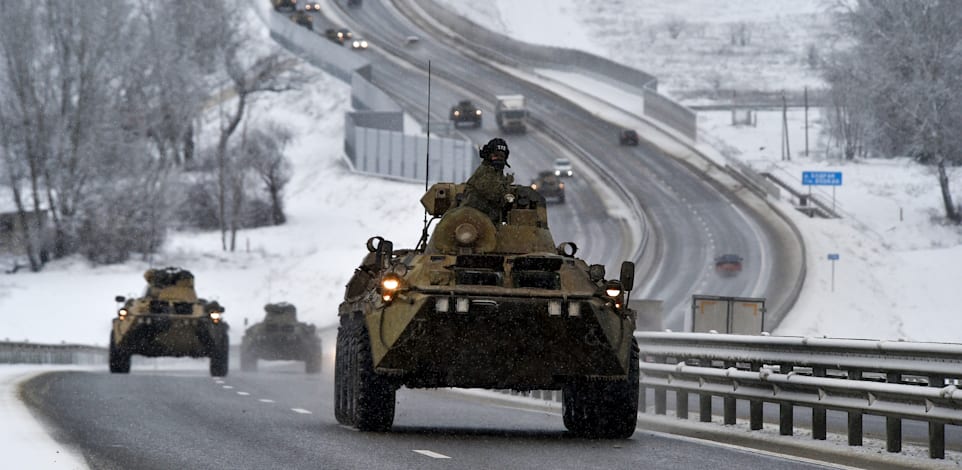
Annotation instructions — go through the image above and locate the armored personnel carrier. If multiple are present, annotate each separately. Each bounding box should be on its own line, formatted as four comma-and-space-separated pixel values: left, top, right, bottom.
530, 170, 565, 203
449, 99, 483, 128
335, 181, 638, 437
110, 267, 229, 376
241, 302, 322, 373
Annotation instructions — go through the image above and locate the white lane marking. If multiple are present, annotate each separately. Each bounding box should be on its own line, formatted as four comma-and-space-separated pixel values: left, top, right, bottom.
236, 392, 250, 396
222, 385, 234, 389
259, 399, 275, 403
291, 408, 312, 414
413, 450, 451, 459
214, 380, 225, 384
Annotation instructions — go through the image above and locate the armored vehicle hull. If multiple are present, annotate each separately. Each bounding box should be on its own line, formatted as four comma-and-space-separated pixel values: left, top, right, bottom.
241, 303, 321, 373
336, 183, 638, 437
109, 268, 229, 377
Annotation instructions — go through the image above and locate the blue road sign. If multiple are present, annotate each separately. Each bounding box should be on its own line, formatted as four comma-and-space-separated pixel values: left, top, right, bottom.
803, 171, 842, 186
828, 253, 839, 260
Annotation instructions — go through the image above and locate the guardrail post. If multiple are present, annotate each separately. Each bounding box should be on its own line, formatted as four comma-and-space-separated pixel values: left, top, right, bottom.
812, 367, 826, 440
885, 371, 901, 452
654, 386, 667, 415
749, 362, 762, 430
779, 363, 793, 435
847, 369, 863, 446
723, 361, 736, 425
929, 374, 946, 459
654, 356, 667, 415
699, 394, 712, 422
677, 390, 689, 420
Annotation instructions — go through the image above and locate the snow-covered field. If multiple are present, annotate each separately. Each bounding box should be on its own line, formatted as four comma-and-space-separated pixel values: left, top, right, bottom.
3, 0, 962, 467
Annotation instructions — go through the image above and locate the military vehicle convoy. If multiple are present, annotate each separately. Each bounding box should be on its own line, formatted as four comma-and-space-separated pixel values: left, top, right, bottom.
241, 302, 322, 373
335, 180, 639, 438
110, 267, 229, 377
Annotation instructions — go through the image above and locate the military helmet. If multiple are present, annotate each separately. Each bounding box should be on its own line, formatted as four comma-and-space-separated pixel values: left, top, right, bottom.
480, 138, 510, 168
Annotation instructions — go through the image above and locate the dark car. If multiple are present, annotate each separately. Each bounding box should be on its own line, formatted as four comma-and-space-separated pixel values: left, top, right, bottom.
619, 129, 639, 146
530, 171, 565, 203
325, 28, 352, 44
714, 254, 743, 277
449, 99, 483, 128
290, 11, 313, 30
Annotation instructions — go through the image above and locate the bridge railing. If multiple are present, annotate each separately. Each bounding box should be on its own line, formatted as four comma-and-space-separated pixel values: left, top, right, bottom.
0, 341, 107, 365
635, 331, 962, 460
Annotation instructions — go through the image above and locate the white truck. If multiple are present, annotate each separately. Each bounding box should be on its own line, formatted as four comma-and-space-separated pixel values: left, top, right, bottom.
495, 94, 528, 133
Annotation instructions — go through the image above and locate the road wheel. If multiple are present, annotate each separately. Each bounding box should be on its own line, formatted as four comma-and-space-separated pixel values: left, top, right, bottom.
108, 333, 130, 374
562, 339, 639, 438
334, 318, 354, 425
335, 315, 395, 431
209, 334, 229, 377
240, 346, 257, 372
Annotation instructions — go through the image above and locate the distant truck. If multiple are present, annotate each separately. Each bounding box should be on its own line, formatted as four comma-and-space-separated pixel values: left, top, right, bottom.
495, 94, 527, 133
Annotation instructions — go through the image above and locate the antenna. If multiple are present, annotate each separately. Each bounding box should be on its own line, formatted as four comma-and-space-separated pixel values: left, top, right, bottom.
425, 60, 431, 191
417, 61, 433, 252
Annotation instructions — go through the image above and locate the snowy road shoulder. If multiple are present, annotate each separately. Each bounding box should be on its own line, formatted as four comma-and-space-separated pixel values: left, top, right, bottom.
1, 365, 90, 469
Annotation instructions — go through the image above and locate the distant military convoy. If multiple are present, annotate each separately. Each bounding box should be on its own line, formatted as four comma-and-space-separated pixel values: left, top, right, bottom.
109, 267, 229, 377
241, 302, 322, 373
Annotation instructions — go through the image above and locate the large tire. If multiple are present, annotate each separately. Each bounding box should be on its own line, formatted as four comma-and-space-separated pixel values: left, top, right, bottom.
562, 339, 639, 438
210, 334, 229, 377
334, 315, 395, 431
108, 333, 131, 374
240, 346, 257, 372
334, 320, 354, 425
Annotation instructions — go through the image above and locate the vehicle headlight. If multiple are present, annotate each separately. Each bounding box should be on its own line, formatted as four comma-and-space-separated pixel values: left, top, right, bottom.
604, 280, 623, 298
530, 183, 538, 190
360, 40, 368, 48
209, 311, 223, 323
475, 110, 482, 116
118, 308, 128, 319
380, 274, 402, 302
453, 110, 460, 116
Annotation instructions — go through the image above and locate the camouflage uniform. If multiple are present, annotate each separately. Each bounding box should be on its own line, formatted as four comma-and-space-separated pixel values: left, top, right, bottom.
462, 161, 514, 224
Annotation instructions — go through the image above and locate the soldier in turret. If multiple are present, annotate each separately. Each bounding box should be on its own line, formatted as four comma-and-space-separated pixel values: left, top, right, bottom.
461, 138, 514, 223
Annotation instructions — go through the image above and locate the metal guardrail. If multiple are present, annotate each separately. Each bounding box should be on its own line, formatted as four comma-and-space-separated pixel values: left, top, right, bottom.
0, 341, 107, 365
635, 331, 962, 459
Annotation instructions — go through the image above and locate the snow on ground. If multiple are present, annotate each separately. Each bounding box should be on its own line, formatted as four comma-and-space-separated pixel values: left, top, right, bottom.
4, 1, 962, 467
0, 366, 90, 469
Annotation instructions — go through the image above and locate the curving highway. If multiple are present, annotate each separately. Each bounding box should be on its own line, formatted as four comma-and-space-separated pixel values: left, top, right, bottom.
322, 0, 802, 330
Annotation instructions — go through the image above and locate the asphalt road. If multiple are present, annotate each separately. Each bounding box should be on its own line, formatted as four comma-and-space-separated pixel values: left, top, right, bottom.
21, 360, 833, 469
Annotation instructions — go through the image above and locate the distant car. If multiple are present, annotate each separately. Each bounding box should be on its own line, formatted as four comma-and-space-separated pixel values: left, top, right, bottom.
450, 99, 482, 128
304, 2, 321, 11
714, 254, 743, 277
271, 0, 297, 12
289, 11, 313, 30
350, 38, 369, 50
619, 129, 639, 146
553, 158, 573, 177
325, 27, 352, 44
530, 171, 565, 203
404, 35, 420, 46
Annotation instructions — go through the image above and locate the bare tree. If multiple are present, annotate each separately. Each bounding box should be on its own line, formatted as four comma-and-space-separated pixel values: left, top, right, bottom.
215, 47, 298, 251
824, 0, 962, 222
245, 123, 293, 226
